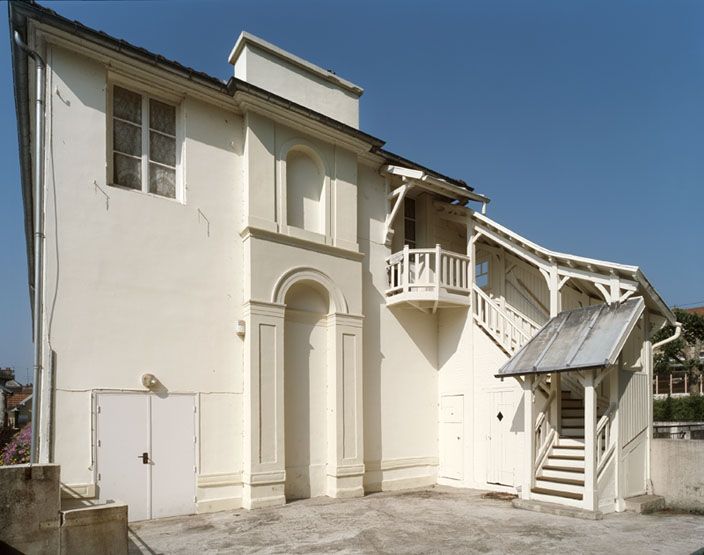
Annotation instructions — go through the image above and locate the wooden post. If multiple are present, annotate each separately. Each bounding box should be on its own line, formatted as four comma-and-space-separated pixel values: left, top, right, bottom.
548, 264, 560, 318
552, 372, 562, 434
435, 244, 442, 297
612, 357, 623, 511
584, 370, 597, 511
669, 374, 673, 396
522, 374, 535, 500
609, 272, 621, 304
402, 244, 410, 293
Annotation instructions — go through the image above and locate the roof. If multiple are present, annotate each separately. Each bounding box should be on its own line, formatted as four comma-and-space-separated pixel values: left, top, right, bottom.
685, 306, 704, 317
473, 212, 676, 324
496, 297, 645, 377
6, 386, 33, 410
8, 1, 475, 298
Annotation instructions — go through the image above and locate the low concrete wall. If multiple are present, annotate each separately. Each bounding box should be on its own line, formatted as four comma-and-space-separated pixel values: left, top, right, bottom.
0, 464, 61, 554
0, 463, 127, 554
651, 439, 704, 512
61, 504, 128, 555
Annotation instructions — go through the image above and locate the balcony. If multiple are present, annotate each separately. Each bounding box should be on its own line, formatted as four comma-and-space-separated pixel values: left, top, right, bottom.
385, 245, 471, 311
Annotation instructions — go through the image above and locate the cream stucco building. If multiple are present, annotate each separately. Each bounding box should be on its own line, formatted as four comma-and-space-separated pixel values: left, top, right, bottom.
10, 2, 677, 521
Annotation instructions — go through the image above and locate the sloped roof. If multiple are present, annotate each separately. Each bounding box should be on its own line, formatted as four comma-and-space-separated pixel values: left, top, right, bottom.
496, 297, 645, 377
6, 386, 33, 410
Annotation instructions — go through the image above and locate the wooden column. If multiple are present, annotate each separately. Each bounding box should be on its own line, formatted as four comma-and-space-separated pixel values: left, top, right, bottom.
548, 264, 561, 318
551, 372, 562, 434
612, 357, 623, 511
522, 375, 535, 500
583, 370, 598, 511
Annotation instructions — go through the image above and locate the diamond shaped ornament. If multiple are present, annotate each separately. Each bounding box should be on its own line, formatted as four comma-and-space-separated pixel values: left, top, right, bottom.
496, 411, 504, 422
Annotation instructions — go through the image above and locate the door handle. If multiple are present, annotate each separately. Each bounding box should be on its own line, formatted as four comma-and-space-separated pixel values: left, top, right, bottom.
138, 452, 149, 464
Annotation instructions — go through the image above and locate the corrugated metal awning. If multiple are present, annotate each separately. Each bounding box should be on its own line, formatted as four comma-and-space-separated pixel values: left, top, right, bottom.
495, 297, 645, 377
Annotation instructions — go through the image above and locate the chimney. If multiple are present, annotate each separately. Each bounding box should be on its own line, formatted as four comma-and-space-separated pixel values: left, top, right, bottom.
228, 32, 363, 129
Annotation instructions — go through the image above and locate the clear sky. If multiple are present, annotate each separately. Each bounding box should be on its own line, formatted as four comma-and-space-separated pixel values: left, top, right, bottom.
1, 0, 702, 378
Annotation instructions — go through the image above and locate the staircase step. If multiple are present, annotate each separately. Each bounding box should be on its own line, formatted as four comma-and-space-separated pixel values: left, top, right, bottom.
561, 409, 583, 418
552, 446, 584, 457
560, 427, 585, 438
537, 475, 585, 487
562, 401, 583, 409
550, 454, 585, 461
546, 457, 583, 469
542, 465, 584, 474
562, 417, 585, 427
535, 477, 584, 494
531, 486, 583, 501
556, 437, 585, 447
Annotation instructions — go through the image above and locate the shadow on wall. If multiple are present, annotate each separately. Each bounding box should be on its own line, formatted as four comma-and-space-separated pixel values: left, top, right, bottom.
510, 394, 525, 434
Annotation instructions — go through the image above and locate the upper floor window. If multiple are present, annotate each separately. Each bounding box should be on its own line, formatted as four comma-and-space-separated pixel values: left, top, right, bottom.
286, 149, 324, 234
404, 198, 416, 248
476, 259, 489, 289
111, 85, 178, 199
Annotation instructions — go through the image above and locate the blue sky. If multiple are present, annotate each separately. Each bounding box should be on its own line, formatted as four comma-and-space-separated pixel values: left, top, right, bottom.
1, 0, 702, 378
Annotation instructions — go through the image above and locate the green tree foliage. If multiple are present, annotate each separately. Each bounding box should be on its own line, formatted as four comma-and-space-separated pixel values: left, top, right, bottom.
653, 308, 704, 376
654, 395, 704, 422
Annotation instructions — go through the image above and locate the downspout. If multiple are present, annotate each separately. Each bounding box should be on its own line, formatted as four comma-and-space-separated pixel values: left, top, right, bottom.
14, 30, 46, 464
652, 322, 682, 351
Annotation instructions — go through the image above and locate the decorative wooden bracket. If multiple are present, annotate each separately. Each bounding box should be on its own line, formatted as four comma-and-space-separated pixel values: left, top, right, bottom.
383, 182, 414, 247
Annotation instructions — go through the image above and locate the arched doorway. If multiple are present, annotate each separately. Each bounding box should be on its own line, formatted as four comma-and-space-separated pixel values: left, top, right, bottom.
283, 280, 330, 500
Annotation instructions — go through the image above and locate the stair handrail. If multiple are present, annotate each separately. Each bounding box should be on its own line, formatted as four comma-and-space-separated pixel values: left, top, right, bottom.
534, 388, 557, 472
472, 283, 530, 355
503, 302, 542, 337
596, 403, 617, 475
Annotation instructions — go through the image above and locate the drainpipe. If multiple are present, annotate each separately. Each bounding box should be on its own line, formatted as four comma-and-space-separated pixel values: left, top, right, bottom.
14, 30, 46, 464
652, 322, 682, 351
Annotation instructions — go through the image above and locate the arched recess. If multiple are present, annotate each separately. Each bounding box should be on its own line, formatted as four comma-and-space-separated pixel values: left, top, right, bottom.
272, 267, 349, 315
276, 139, 331, 237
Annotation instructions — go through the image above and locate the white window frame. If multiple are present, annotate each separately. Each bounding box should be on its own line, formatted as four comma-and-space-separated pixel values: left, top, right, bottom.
107, 81, 185, 202
404, 197, 417, 249
476, 258, 490, 289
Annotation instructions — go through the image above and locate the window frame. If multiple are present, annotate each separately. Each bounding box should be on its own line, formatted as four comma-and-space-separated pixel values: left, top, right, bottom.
404, 197, 417, 249
476, 258, 490, 289
107, 81, 184, 202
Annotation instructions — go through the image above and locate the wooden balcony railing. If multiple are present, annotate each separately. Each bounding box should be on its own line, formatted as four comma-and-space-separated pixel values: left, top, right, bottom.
385, 245, 471, 300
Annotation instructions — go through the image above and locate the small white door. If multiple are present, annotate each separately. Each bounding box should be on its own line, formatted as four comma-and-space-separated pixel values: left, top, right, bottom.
96, 392, 196, 521
96, 393, 151, 521
151, 394, 196, 519
439, 394, 464, 480
487, 389, 516, 486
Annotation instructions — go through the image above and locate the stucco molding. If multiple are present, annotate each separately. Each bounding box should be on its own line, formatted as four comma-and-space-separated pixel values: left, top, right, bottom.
272, 267, 349, 314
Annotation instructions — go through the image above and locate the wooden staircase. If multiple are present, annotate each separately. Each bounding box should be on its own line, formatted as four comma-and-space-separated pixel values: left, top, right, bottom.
531, 391, 586, 508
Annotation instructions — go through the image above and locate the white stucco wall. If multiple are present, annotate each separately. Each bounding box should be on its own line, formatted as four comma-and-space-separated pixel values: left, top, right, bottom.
44, 45, 244, 505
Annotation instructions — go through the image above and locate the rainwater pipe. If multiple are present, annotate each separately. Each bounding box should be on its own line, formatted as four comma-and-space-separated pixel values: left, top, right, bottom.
14, 30, 46, 464
652, 322, 682, 351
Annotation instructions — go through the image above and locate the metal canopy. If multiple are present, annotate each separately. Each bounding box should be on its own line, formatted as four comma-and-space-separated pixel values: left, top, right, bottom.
495, 297, 645, 378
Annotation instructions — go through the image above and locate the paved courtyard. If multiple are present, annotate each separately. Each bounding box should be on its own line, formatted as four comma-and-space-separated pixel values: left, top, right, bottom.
128, 487, 704, 554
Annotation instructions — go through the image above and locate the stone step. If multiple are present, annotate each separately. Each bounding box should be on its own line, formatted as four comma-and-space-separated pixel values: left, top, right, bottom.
512, 498, 603, 520
624, 494, 666, 514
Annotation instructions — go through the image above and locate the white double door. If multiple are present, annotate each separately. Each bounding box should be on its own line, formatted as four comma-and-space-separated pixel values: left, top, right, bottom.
96, 392, 196, 521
